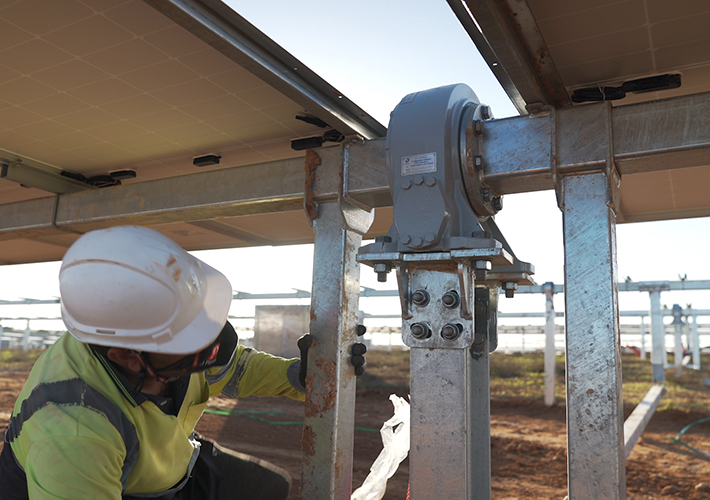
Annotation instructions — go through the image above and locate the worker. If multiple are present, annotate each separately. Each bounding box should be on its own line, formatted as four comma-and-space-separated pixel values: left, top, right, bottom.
0, 226, 366, 500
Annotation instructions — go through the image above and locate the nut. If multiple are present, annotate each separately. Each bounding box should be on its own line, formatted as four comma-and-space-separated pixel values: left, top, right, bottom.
442, 290, 460, 309
411, 289, 430, 307
441, 323, 462, 340
410, 322, 431, 340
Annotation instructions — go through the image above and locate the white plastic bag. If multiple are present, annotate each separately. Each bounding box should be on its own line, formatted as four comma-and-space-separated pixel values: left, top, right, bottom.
351, 394, 410, 500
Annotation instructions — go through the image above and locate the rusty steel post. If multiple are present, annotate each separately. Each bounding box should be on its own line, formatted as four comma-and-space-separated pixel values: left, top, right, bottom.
300, 144, 373, 499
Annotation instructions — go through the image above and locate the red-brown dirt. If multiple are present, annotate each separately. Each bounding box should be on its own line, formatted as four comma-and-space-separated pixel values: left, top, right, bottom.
1, 369, 709, 499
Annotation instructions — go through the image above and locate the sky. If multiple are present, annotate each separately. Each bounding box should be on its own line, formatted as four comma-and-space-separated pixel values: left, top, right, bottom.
0, 0, 709, 332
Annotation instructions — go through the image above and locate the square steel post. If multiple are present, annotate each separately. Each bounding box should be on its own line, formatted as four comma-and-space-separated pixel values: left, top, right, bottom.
544, 282, 556, 407
691, 311, 701, 369
562, 172, 625, 499
649, 291, 666, 383
408, 266, 479, 499
300, 199, 369, 499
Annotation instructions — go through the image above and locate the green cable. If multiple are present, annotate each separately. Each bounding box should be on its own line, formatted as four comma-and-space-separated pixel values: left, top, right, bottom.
205, 406, 379, 432
669, 417, 710, 457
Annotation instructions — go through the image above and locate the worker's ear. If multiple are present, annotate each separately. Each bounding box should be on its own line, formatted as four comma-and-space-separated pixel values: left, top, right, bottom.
107, 348, 144, 374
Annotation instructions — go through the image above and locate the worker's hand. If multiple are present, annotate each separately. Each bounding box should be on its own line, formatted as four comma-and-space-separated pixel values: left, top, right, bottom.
297, 327, 368, 388
297, 334, 313, 389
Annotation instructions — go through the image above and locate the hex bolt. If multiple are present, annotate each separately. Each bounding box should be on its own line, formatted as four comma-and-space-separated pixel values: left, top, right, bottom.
411, 289, 430, 307
474, 156, 483, 171
424, 232, 436, 244
402, 180, 412, 190
503, 281, 518, 298
402, 235, 411, 245
410, 322, 431, 340
474, 120, 483, 135
373, 262, 391, 283
474, 260, 491, 282
441, 323, 463, 340
481, 188, 491, 202
442, 290, 460, 309
492, 196, 503, 212
412, 236, 423, 247
480, 105, 492, 120
474, 260, 491, 271
425, 177, 436, 186
413, 175, 424, 185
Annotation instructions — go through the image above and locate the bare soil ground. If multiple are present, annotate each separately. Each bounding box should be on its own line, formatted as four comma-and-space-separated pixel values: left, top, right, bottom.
1, 350, 709, 499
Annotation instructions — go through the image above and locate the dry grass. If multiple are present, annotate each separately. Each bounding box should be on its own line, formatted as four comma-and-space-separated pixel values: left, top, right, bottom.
359, 349, 710, 413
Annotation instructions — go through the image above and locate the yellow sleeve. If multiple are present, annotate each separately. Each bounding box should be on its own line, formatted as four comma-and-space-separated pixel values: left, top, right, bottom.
206, 345, 304, 401
207, 346, 305, 401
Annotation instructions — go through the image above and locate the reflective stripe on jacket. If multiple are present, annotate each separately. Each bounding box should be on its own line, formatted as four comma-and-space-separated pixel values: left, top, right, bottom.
2, 333, 303, 499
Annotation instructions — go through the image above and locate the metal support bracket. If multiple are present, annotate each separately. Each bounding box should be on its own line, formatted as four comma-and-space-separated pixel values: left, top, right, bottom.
340, 139, 375, 234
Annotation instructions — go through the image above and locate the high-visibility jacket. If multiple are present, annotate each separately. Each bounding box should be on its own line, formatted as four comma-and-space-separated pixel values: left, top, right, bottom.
1, 333, 304, 499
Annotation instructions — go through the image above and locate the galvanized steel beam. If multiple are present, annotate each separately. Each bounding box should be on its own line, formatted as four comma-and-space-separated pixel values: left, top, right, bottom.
0, 142, 389, 240
0, 93, 708, 240
481, 93, 710, 196
623, 384, 665, 461
562, 172, 625, 499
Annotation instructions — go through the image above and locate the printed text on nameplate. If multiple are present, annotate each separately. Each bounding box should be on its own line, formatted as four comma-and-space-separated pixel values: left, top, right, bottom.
401, 153, 437, 176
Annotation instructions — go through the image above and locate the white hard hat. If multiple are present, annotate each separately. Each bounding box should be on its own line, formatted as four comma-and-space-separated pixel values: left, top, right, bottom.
59, 226, 232, 354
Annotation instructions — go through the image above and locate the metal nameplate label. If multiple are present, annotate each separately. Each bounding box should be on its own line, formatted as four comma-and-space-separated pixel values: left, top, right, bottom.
401, 152, 437, 176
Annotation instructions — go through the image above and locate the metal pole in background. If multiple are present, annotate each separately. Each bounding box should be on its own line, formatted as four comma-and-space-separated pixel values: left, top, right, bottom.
648, 290, 666, 383
300, 146, 374, 499
543, 282, 556, 407
562, 172, 625, 499
672, 304, 684, 378
691, 310, 701, 370
640, 316, 646, 360
23, 320, 30, 351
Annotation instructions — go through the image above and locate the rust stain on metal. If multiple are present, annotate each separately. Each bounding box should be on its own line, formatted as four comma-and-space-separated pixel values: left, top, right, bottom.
301, 424, 316, 457
304, 357, 337, 418
304, 150, 320, 221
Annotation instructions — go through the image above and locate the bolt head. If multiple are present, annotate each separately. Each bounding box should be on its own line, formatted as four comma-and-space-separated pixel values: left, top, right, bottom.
424, 232, 436, 243
373, 263, 390, 273
480, 105, 492, 120
425, 177, 436, 186
442, 290, 460, 309
402, 235, 411, 245
402, 180, 412, 190
412, 236, 423, 247
411, 289, 430, 307
492, 196, 503, 212
474, 260, 491, 270
410, 322, 431, 339
441, 323, 462, 340
413, 175, 424, 185
481, 188, 491, 202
